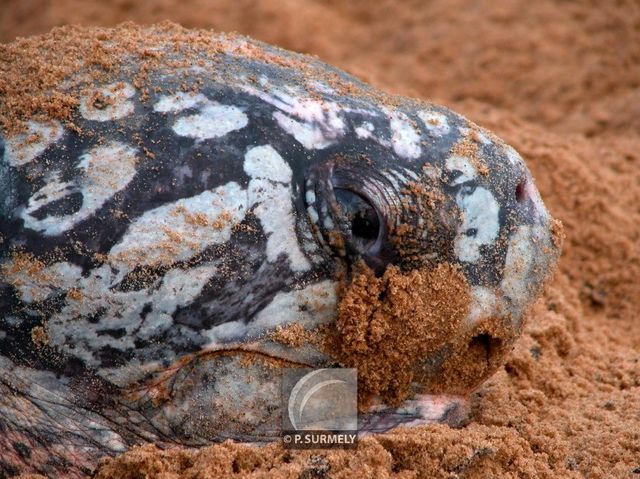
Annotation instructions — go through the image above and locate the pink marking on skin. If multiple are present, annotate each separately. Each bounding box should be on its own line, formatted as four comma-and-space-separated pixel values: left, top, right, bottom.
0, 405, 104, 478
240, 82, 346, 149
515, 180, 528, 203
516, 177, 547, 218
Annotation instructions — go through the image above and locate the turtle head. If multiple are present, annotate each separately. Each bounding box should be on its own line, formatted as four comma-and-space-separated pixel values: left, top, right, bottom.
307, 102, 560, 282
306, 101, 562, 398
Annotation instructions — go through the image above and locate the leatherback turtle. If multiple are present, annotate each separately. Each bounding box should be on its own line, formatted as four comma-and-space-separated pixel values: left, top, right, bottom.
0, 24, 560, 477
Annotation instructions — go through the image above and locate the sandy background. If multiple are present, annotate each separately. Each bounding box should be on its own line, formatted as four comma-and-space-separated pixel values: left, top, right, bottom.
2, 0, 639, 477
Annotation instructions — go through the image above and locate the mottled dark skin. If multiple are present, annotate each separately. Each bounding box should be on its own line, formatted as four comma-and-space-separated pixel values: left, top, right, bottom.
0, 28, 558, 477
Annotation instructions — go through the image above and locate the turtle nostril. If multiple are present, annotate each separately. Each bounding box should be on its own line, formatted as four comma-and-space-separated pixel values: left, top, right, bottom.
515, 179, 528, 203
469, 333, 503, 364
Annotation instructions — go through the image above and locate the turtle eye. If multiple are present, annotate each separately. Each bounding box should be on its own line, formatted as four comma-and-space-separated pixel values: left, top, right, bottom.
334, 188, 382, 252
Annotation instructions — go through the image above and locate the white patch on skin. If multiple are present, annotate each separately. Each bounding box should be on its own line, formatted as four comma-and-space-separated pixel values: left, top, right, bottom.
12, 144, 326, 383
308, 253, 323, 264
241, 83, 345, 149
272, 112, 334, 150
243, 144, 292, 183
446, 155, 478, 185
248, 280, 337, 336
107, 145, 308, 277
389, 112, 421, 159
204, 320, 247, 344
151, 264, 219, 321
305, 189, 316, 205
2, 260, 82, 304
21, 142, 139, 236
154, 92, 209, 112
302, 240, 317, 253
501, 225, 539, 307
155, 91, 248, 141
203, 280, 337, 344
21, 171, 75, 227
402, 168, 420, 181
323, 216, 335, 230
3, 120, 63, 167
109, 182, 247, 271
77, 142, 137, 214
504, 145, 523, 166
310, 80, 335, 94
453, 187, 500, 263
355, 122, 375, 139
244, 145, 310, 272
475, 130, 493, 145
421, 163, 441, 180
79, 82, 136, 122
466, 286, 499, 327
307, 206, 320, 224
446, 154, 500, 263
299, 226, 323, 263
45, 261, 220, 386
252, 190, 310, 271
85, 421, 128, 452
173, 103, 248, 140
417, 110, 451, 137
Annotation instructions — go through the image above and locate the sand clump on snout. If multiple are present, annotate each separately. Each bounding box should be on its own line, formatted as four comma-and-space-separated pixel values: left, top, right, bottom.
324, 262, 470, 407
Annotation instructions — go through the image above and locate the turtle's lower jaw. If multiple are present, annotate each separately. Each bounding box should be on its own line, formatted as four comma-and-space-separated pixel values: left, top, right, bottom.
359, 394, 470, 434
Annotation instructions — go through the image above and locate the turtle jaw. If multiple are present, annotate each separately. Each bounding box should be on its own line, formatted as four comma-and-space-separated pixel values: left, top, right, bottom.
359, 393, 469, 434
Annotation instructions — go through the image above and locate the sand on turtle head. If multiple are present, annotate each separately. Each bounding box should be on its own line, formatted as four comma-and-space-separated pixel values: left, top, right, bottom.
323, 261, 471, 408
